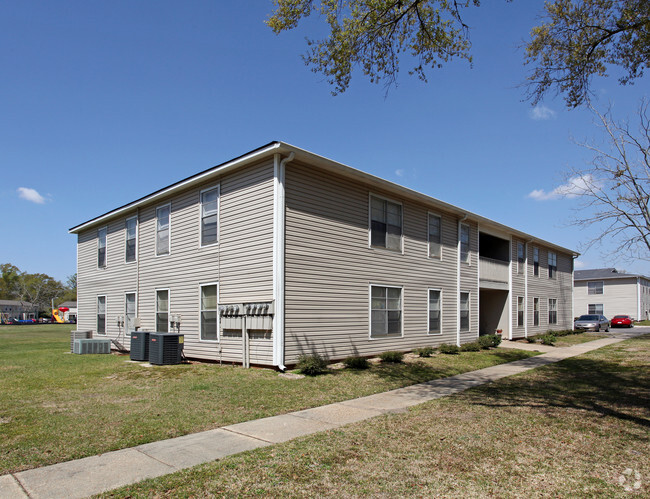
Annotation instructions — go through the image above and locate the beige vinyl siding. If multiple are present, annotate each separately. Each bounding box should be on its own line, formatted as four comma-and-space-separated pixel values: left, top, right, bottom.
284, 161, 475, 364
574, 277, 638, 319
76, 161, 275, 364
459, 221, 479, 344
510, 238, 526, 338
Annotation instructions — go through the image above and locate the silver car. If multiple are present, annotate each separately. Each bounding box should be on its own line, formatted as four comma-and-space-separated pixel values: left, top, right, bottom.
574, 314, 610, 332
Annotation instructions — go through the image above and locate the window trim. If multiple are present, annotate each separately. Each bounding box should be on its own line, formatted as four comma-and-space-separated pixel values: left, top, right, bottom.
588, 303, 604, 315
548, 251, 557, 279
124, 291, 137, 332
97, 295, 107, 335
517, 242, 525, 274
427, 212, 442, 260
97, 226, 107, 269
125, 216, 138, 264
368, 193, 404, 254
517, 296, 525, 327
460, 223, 470, 265
155, 288, 170, 333
199, 185, 220, 248
368, 283, 404, 339
427, 288, 443, 335
533, 247, 539, 277
548, 298, 558, 325
533, 297, 540, 326
460, 291, 470, 332
587, 281, 604, 295
155, 203, 172, 257
199, 282, 219, 343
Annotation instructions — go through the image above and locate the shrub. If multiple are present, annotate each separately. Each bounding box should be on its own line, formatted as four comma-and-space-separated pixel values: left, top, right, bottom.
539, 333, 556, 346
379, 351, 404, 363
414, 346, 435, 357
486, 334, 502, 347
439, 343, 460, 355
526, 336, 537, 343
478, 335, 495, 349
460, 341, 480, 352
296, 354, 328, 376
343, 356, 369, 370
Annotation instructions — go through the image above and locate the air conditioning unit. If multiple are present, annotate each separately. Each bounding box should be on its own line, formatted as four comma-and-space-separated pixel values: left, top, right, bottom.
149, 333, 184, 365
129, 331, 150, 361
70, 330, 92, 353
73, 338, 111, 355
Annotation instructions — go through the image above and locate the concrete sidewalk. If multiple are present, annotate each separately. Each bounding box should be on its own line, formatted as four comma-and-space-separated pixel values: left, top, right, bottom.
0, 336, 629, 499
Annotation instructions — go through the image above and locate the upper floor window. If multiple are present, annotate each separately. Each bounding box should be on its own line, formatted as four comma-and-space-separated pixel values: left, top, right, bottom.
97, 227, 107, 268
125, 217, 137, 263
156, 205, 170, 256
200, 187, 219, 246
460, 292, 470, 331
428, 214, 442, 258
370, 196, 402, 251
517, 242, 525, 273
588, 281, 603, 295
533, 247, 539, 276
460, 224, 470, 263
548, 252, 557, 279
370, 285, 402, 337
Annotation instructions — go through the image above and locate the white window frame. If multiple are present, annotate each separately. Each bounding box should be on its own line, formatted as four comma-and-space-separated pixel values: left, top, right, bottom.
97, 295, 106, 335
533, 297, 540, 326
548, 298, 558, 325
155, 288, 170, 333
460, 291, 470, 331
587, 281, 604, 295
125, 292, 137, 332
588, 303, 604, 315
199, 282, 219, 342
97, 227, 107, 268
368, 193, 403, 253
533, 247, 539, 277
548, 251, 557, 279
155, 203, 171, 256
427, 212, 442, 259
125, 216, 138, 264
460, 224, 470, 264
199, 185, 220, 248
517, 296, 525, 327
368, 283, 404, 339
427, 288, 442, 335
517, 242, 525, 274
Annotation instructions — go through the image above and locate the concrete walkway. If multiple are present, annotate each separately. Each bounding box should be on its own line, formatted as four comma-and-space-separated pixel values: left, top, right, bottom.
0, 334, 639, 499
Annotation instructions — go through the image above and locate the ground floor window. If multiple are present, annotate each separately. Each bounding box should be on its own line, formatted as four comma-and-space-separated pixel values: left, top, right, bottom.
460, 292, 470, 331
97, 296, 106, 334
533, 297, 539, 326
156, 289, 169, 332
588, 303, 604, 315
125, 293, 136, 332
548, 298, 557, 325
200, 284, 218, 341
370, 285, 402, 337
428, 289, 441, 334
517, 296, 524, 327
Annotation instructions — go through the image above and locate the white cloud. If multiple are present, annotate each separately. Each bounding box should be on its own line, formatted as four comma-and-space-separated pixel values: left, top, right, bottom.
529, 105, 556, 121
395, 169, 404, 177
17, 187, 46, 204
527, 175, 596, 201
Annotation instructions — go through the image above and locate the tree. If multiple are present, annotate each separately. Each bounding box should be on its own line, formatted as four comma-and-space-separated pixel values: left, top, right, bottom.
267, 1, 649, 105
562, 99, 650, 259
15, 273, 65, 312
525, 0, 650, 108
0, 263, 22, 300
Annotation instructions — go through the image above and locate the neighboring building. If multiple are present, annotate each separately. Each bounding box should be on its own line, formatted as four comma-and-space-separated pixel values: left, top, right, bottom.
57, 301, 78, 322
0, 300, 37, 322
574, 268, 650, 320
69, 142, 577, 367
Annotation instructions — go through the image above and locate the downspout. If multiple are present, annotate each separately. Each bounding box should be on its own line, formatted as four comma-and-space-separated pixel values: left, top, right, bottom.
637, 276, 641, 321
524, 239, 532, 338
572, 255, 578, 325
508, 237, 513, 340
457, 214, 467, 347
273, 151, 294, 371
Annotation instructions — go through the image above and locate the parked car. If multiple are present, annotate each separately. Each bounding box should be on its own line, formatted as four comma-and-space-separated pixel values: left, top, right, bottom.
611, 315, 634, 328
574, 314, 610, 332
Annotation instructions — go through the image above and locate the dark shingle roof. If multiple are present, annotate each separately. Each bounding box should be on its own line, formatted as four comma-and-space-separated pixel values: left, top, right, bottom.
574, 268, 649, 281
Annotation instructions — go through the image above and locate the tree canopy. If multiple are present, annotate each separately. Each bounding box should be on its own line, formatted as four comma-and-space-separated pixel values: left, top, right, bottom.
0, 264, 75, 311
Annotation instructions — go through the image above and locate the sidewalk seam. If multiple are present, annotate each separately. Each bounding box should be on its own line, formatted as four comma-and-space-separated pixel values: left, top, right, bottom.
133, 448, 179, 471
220, 427, 275, 444
11, 473, 31, 498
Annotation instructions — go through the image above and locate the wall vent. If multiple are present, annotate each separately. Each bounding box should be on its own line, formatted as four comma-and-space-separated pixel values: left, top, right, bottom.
73, 338, 111, 355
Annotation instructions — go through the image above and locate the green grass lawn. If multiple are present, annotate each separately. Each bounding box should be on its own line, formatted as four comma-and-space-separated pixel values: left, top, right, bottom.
552, 331, 608, 346
0, 325, 536, 474
99, 334, 650, 498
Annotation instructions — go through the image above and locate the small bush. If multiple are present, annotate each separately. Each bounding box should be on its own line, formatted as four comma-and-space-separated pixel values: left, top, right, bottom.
526, 336, 537, 343
478, 335, 495, 349
539, 333, 556, 346
296, 354, 328, 376
460, 341, 480, 352
343, 356, 369, 370
439, 343, 460, 355
486, 334, 502, 347
379, 351, 404, 363
414, 346, 435, 357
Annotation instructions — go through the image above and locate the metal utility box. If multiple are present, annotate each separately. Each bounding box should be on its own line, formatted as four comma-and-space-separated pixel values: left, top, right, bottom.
148, 333, 184, 365
73, 338, 111, 355
129, 331, 150, 361
70, 330, 92, 353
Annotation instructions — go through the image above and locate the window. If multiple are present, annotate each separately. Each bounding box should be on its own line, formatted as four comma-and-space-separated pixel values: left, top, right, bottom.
428, 214, 441, 258
97, 296, 106, 334
370, 196, 402, 251
588, 303, 604, 315
517, 242, 525, 273
533, 297, 539, 326
125, 293, 136, 331
125, 217, 137, 263
156, 205, 170, 256
548, 252, 557, 278
370, 285, 402, 337
156, 289, 169, 332
98, 227, 107, 268
548, 298, 557, 325
533, 247, 539, 276
200, 284, 218, 341
460, 224, 470, 263
588, 281, 603, 295
517, 296, 524, 327
460, 292, 470, 331
200, 187, 219, 246
428, 289, 441, 334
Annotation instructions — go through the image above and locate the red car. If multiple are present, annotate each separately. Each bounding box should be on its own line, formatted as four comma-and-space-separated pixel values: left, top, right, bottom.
611, 315, 634, 328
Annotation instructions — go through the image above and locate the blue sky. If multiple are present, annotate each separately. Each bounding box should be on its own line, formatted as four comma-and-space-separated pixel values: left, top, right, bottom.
1, 0, 648, 283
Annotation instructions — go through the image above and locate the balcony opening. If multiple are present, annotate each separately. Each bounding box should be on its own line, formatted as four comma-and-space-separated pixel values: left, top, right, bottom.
479, 232, 509, 262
